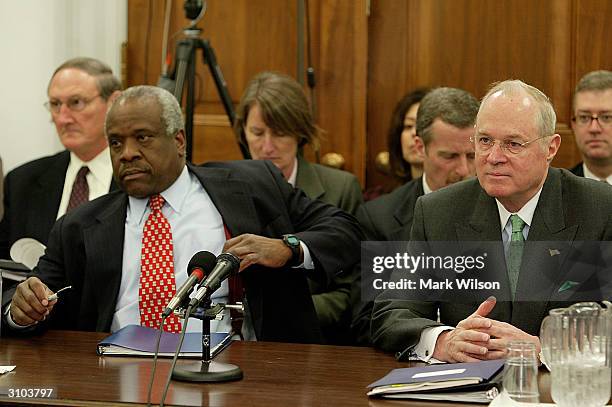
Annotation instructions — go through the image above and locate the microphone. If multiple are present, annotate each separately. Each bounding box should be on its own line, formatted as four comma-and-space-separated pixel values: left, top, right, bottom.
162, 250, 217, 317
189, 252, 241, 308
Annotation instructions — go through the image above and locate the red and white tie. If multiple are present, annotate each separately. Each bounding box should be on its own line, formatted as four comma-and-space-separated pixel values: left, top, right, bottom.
139, 194, 182, 333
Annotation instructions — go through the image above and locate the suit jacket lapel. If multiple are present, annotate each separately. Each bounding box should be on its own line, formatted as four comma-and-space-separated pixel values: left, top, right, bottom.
390, 178, 424, 240
455, 187, 511, 320
189, 165, 262, 238
29, 151, 116, 244
525, 169, 575, 241
457, 188, 503, 242
512, 168, 578, 333
83, 192, 128, 331
109, 178, 120, 192
295, 156, 325, 200
30, 151, 70, 240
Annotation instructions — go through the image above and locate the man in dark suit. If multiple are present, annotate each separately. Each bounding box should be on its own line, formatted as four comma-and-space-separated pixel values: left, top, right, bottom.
352, 88, 479, 344
371, 80, 612, 362
4, 86, 362, 343
0, 58, 121, 259
569, 70, 612, 184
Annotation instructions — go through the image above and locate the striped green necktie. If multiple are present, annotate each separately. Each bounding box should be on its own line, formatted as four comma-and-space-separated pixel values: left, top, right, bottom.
507, 214, 526, 298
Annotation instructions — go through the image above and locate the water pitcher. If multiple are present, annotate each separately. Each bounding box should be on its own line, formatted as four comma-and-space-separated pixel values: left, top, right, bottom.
540, 301, 611, 407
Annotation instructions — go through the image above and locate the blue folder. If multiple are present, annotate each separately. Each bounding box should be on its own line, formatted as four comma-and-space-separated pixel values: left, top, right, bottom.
367, 359, 505, 403
97, 324, 233, 358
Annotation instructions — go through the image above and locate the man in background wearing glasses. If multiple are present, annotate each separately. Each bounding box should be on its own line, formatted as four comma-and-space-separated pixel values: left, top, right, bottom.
0, 58, 121, 259
570, 70, 612, 185
372, 80, 612, 364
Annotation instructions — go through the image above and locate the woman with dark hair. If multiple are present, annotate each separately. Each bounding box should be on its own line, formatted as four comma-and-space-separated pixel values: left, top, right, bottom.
234, 71, 363, 344
387, 88, 430, 183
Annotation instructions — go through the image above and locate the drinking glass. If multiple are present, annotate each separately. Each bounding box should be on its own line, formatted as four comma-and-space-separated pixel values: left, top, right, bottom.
502, 340, 540, 403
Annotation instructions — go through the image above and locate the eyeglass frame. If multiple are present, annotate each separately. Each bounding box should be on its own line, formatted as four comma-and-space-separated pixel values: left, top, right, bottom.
470, 134, 551, 155
44, 94, 102, 115
571, 113, 612, 127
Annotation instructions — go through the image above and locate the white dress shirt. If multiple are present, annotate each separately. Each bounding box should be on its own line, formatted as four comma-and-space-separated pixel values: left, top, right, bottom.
287, 157, 298, 186
495, 188, 542, 249
422, 173, 433, 195
57, 148, 113, 219
583, 163, 612, 185
111, 166, 230, 334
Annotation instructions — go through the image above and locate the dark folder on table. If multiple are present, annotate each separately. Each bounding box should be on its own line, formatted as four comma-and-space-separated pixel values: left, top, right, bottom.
97, 324, 233, 358
367, 359, 505, 403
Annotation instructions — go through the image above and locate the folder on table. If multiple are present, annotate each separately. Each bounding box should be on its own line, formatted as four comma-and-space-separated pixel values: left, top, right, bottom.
97, 324, 233, 358
367, 359, 505, 403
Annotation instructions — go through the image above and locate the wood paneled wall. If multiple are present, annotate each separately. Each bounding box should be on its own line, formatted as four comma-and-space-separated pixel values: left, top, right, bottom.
127, 0, 611, 190
367, 0, 612, 190
127, 0, 367, 182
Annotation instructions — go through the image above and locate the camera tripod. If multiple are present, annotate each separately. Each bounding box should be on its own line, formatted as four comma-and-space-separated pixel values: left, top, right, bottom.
159, 26, 250, 162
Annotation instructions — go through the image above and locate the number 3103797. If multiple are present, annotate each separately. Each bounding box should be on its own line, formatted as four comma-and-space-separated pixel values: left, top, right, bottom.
7, 388, 55, 398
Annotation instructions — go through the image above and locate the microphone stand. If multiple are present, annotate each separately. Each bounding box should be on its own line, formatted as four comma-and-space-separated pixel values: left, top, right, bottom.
171, 300, 243, 382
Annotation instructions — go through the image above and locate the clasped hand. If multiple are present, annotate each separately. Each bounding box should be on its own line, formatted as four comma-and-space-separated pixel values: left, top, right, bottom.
433, 296, 541, 363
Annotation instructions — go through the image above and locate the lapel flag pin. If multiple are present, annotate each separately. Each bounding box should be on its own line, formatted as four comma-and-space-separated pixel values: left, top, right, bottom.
548, 249, 560, 256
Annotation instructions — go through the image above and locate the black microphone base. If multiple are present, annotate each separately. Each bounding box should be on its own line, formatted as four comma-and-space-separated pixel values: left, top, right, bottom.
171, 361, 243, 382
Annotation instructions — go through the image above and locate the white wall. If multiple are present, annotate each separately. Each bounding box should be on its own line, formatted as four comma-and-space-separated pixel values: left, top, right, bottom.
0, 0, 127, 173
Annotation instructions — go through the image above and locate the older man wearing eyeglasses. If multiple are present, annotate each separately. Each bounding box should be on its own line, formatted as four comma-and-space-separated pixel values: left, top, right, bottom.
0, 57, 121, 259
371, 80, 612, 364
570, 70, 612, 185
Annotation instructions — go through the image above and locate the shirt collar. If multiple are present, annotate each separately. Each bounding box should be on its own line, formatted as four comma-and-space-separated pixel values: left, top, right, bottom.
287, 157, 298, 186
583, 163, 612, 184
422, 173, 433, 195
127, 165, 190, 225
69, 147, 111, 184
496, 187, 542, 231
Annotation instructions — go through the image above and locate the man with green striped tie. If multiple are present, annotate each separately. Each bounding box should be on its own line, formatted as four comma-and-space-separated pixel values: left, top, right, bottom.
372, 79, 612, 364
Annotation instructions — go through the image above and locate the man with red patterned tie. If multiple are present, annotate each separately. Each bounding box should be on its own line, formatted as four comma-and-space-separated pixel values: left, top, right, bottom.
3, 86, 362, 343
0, 57, 121, 259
